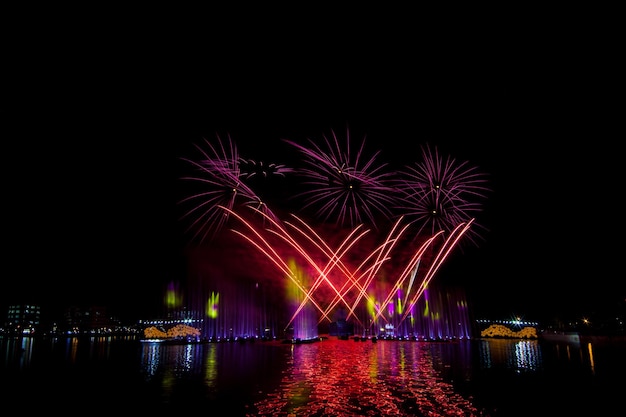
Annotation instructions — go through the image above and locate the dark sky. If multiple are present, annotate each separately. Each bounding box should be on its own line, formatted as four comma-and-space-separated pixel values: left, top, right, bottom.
2, 19, 623, 325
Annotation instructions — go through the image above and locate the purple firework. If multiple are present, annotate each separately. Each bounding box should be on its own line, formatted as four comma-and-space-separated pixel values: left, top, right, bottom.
396, 143, 491, 247
178, 134, 285, 244
284, 128, 399, 230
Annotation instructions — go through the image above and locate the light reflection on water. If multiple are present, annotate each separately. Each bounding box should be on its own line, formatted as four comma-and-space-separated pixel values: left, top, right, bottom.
2, 335, 624, 415
477, 338, 542, 372
250, 339, 482, 416
134, 339, 489, 415
0, 334, 137, 369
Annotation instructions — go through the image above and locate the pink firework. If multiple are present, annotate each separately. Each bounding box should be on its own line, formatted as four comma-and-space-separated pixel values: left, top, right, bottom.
178, 134, 286, 244
178, 129, 491, 339
284, 128, 399, 230
396, 143, 491, 247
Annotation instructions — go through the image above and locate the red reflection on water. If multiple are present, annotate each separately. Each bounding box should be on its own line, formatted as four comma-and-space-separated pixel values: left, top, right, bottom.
250, 339, 481, 416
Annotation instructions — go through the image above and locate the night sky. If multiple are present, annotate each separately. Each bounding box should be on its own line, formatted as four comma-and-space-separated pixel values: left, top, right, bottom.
3, 19, 623, 325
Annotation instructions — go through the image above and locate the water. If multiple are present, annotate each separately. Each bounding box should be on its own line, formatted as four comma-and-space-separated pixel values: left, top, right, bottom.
1, 335, 624, 416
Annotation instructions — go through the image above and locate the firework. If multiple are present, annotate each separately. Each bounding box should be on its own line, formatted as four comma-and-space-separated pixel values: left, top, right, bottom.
284, 127, 399, 230
179, 129, 490, 339
395, 143, 491, 247
178, 134, 286, 244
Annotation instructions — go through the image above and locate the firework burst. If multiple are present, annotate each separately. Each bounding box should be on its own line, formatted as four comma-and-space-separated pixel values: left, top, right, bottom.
178, 130, 491, 339
284, 127, 399, 230
395, 143, 491, 247
178, 134, 289, 244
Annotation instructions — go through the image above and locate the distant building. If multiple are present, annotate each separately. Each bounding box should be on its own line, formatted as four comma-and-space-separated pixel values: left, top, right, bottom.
62, 305, 118, 334
4, 304, 41, 335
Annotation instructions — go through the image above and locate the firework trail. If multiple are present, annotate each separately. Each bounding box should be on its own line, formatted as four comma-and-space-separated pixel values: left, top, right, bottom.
222, 204, 474, 332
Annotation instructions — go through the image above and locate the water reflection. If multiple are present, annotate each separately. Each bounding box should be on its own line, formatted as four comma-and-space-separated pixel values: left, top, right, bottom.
0, 336, 35, 369
478, 339, 543, 372
137, 340, 289, 412
48, 335, 136, 364
540, 336, 604, 376
586, 342, 595, 374
251, 340, 482, 416
141, 342, 206, 378
142, 341, 162, 377
1, 335, 622, 415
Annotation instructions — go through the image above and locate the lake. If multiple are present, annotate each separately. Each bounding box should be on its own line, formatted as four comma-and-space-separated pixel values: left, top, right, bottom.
1, 334, 624, 416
